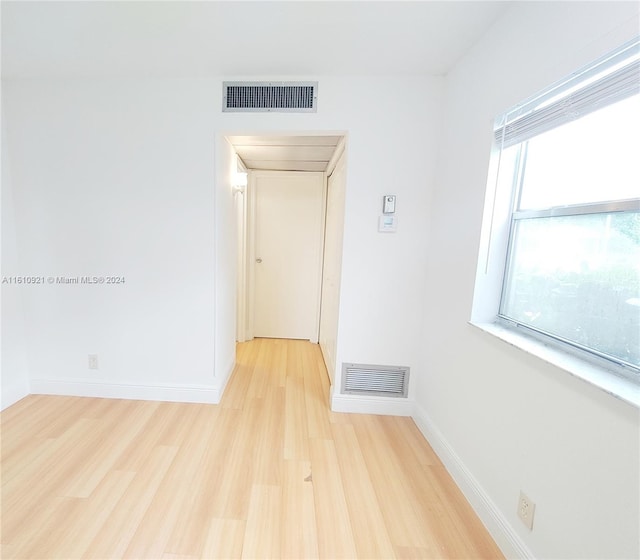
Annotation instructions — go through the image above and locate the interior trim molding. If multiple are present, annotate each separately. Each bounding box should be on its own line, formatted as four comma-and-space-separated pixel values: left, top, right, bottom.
216, 358, 236, 401
331, 391, 414, 416
412, 403, 535, 560
1, 382, 30, 411
29, 379, 222, 404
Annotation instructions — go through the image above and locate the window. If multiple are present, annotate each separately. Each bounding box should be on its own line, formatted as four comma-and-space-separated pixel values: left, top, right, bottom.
488, 38, 640, 382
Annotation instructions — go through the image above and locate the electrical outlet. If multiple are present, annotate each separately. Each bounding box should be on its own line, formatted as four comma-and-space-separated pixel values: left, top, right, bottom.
518, 491, 535, 530
88, 354, 99, 370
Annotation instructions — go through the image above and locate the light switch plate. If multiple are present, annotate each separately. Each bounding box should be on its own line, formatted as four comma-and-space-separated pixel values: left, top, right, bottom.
378, 215, 397, 232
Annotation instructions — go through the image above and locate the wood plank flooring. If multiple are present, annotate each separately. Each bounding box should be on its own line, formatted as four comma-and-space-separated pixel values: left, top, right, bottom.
1, 338, 504, 559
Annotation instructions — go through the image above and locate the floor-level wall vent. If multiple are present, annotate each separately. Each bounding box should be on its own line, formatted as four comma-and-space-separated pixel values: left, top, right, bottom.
341, 363, 409, 398
222, 81, 318, 112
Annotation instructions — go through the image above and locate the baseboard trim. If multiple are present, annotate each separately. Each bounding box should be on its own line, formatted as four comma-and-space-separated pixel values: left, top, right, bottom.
412, 403, 535, 560
331, 391, 414, 416
216, 357, 237, 401
30, 379, 222, 404
1, 383, 30, 411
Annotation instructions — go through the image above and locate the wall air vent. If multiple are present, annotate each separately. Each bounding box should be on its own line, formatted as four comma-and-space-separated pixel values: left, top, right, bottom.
341, 363, 410, 398
222, 81, 318, 112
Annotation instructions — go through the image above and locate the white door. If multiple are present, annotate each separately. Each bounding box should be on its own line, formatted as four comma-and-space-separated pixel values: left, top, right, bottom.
252, 171, 325, 341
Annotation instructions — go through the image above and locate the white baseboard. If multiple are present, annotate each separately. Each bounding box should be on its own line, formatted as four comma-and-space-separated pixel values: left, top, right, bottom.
412, 403, 534, 559
215, 358, 236, 401
30, 379, 222, 404
331, 391, 414, 416
1, 382, 30, 411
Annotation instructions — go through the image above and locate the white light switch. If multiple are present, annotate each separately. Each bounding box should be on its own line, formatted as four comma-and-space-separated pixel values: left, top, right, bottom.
378, 215, 398, 233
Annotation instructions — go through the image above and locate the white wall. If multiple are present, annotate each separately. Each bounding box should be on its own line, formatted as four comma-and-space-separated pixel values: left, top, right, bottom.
322, 77, 443, 410
3, 3, 637, 554
1, 109, 30, 409
415, 2, 640, 559
2, 74, 443, 407
3, 78, 219, 402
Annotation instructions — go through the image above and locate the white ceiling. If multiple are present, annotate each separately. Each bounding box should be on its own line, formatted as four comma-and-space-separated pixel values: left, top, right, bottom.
1, 1, 512, 79
1, 1, 512, 172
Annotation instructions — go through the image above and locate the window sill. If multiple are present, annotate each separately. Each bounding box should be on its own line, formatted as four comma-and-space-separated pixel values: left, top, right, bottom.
469, 321, 640, 409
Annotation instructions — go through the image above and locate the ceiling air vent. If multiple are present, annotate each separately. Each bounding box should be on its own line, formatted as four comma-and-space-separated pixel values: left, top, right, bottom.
222, 81, 318, 112
341, 363, 410, 398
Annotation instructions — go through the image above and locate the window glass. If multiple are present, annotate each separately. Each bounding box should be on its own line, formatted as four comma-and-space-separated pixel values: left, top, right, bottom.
519, 94, 640, 210
491, 40, 640, 377
501, 212, 640, 367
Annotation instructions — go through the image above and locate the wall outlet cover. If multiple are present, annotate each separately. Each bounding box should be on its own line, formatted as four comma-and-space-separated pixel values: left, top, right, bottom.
518, 490, 535, 530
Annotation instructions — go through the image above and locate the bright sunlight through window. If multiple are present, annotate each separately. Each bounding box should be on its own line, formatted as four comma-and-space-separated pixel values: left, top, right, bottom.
494, 39, 640, 377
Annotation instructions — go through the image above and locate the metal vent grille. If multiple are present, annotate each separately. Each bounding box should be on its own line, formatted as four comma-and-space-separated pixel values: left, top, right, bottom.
341, 363, 410, 398
222, 81, 318, 112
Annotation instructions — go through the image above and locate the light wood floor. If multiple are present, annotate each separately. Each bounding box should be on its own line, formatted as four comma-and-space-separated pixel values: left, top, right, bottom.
1, 338, 503, 559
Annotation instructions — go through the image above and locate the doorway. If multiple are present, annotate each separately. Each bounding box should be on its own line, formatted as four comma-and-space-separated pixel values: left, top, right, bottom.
229, 133, 346, 367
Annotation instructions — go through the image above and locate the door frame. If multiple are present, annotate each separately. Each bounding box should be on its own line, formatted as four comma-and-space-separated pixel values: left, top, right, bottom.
233, 133, 347, 345
235, 157, 249, 343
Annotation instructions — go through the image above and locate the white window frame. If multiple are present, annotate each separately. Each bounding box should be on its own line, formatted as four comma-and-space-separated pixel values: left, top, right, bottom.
471, 38, 640, 408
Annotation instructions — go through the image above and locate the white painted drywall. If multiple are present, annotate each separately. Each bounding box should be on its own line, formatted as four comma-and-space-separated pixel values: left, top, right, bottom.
315, 77, 443, 399
1, 112, 30, 409
221, 76, 441, 399
3, 79, 219, 402
415, 2, 640, 558
3, 3, 637, 555
3, 75, 443, 404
